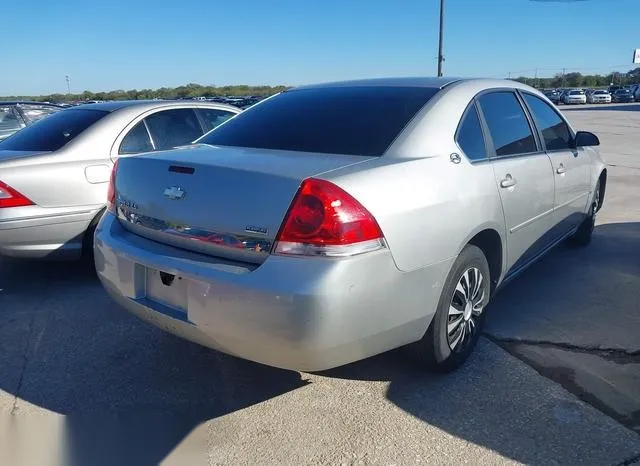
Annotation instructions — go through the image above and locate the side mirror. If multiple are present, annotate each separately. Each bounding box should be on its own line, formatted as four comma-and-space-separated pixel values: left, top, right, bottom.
574, 131, 600, 147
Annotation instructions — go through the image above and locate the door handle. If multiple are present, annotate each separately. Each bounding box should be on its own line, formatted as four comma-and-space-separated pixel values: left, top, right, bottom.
556, 164, 566, 175
500, 175, 516, 188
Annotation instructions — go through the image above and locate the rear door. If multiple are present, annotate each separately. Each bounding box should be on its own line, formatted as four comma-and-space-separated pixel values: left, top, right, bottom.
520, 92, 591, 234
476, 90, 556, 275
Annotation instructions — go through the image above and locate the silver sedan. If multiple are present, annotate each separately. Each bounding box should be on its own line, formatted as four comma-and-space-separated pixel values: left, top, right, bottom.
0, 100, 240, 259
95, 78, 606, 372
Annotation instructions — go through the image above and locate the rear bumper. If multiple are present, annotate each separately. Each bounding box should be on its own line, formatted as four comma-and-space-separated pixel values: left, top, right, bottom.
0, 206, 100, 259
95, 213, 451, 371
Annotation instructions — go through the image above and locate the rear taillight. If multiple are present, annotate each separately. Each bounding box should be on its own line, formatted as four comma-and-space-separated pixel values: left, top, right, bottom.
0, 181, 33, 208
273, 178, 385, 257
106, 159, 119, 213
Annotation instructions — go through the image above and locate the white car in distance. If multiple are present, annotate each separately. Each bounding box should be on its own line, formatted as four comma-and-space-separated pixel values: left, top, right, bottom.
563, 89, 587, 105
587, 90, 612, 104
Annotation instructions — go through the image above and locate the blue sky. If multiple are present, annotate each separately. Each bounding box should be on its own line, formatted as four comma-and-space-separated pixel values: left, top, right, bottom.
3, 0, 637, 95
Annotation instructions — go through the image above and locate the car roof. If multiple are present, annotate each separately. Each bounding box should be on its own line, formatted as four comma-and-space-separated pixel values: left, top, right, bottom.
65, 99, 241, 113
0, 101, 64, 107
293, 76, 465, 90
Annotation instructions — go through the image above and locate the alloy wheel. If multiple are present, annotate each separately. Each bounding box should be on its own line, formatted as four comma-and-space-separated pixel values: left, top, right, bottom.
447, 267, 485, 352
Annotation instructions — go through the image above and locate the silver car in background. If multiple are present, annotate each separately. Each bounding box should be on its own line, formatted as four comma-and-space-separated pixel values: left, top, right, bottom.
0, 101, 240, 259
95, 78, 606, 372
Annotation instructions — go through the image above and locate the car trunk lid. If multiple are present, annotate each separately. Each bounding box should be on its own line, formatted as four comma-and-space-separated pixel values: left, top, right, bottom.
114, 145, 376, 263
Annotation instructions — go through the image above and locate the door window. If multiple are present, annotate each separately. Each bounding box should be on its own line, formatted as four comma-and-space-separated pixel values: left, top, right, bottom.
477, 92, 537, 157
455, 103, 487, 161
197, 108, 236, 132
144, 108, 203, 151
119, 121, 153, 154
522, 93, 573, 151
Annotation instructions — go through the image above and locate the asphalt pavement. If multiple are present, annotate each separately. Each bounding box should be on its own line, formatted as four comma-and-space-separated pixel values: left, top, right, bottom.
1, 103, 639, 466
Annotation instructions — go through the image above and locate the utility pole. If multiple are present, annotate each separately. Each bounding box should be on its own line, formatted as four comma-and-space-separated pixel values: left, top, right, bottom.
561, 68, 566, 87
534, 68, 538, 88
437, 0, 444, 77
65, 75, 71, 94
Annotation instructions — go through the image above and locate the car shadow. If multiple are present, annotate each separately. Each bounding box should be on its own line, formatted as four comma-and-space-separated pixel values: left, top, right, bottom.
562, 103, 640, 112
319, 222, 640, 464
1, 222, 637, 465
0, 257, 308, 466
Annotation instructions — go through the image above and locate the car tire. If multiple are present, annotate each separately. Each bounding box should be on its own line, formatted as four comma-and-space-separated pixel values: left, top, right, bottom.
81, 208, 106, 266
409, 244, 491, 372
569, 182, 600, 247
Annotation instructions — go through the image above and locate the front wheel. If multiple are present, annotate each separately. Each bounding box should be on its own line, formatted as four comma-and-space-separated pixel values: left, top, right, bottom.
409, 244, 491, 372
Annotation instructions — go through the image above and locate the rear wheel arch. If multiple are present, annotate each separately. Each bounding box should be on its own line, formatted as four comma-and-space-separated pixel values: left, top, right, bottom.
82, 206, 107, 257
467, 229, 503, 295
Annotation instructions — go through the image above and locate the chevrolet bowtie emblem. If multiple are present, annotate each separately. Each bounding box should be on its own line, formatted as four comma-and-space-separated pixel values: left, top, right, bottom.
163, 186, 186, 200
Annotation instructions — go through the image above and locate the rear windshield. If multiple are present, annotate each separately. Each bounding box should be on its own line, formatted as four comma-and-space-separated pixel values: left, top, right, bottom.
0, 108, 108, 152
197, 86, 440, 156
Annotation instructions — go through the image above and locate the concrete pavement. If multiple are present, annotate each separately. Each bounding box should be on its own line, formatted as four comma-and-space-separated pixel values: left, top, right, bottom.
485, 103, 640, 434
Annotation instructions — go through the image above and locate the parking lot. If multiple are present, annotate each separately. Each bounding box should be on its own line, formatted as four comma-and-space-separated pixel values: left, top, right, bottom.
1, 103, 639, 466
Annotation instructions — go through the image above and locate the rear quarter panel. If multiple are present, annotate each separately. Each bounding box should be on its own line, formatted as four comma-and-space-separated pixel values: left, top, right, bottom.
324, 154, 506, 273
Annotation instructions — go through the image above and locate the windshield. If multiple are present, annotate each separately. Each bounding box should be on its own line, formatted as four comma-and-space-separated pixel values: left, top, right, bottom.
198, 86, 439, 156
0, 108, 108, 152
594, 91, 608, 95
569, 90, 584, 95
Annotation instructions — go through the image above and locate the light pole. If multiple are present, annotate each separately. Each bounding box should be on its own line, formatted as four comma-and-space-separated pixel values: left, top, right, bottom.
437, 0, 444, 77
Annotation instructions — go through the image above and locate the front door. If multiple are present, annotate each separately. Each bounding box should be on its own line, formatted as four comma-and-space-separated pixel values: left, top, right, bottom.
477, 91, 556, 274
520, 92, 591, 234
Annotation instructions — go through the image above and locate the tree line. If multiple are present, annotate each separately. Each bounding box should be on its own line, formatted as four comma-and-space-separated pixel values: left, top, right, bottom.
4, 68, 640, 102
513, 67, 640, 89
1, 83, 290, 103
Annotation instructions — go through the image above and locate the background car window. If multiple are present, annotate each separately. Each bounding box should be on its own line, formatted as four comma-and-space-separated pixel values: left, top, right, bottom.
197, 108, 236, 132
18, 104, 61, 123
198, 86, 439, 157
144, 108, 203, 151
0, 108, 108, 152
455, 104, 486, 161
477, 92, 537, 157
119, 121, 153, 154
523, 94, 573, 151
0, 106, 24, 133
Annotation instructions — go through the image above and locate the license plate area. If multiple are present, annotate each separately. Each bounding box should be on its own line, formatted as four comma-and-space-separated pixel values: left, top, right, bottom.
145, 267, 188, 313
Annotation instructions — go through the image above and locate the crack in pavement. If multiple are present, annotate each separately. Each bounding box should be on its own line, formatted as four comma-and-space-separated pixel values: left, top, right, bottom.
484, 334, 640, 363
8, 293, 49, 415
485, 332, 640, 436
616, 451, 640, 466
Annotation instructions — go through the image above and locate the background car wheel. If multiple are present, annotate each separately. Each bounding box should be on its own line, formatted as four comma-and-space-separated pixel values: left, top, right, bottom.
81, 208, 106, 267
569, 182, 600, 247
409, 244, 491, 373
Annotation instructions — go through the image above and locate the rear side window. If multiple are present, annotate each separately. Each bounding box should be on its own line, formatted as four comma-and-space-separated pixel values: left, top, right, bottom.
455, 103, 486, 161
197, 108, 236, 133
523, 93, 573, 151
477, 92, 537, 157
144, 108, 203, 151
119, 121, 153, 154
0, 109, 108, 152
198, 86, 439, 156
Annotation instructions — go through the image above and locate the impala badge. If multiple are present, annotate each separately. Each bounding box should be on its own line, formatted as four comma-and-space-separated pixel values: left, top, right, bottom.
164, 186, 186, 200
